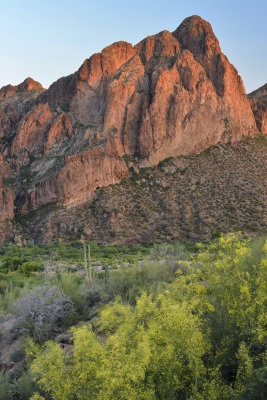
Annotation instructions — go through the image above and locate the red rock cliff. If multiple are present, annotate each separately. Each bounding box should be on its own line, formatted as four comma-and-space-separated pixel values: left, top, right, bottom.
0, 15, 263, 241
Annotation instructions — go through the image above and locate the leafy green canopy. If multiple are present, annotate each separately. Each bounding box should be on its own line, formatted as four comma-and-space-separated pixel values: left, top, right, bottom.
28, 234, 267, 400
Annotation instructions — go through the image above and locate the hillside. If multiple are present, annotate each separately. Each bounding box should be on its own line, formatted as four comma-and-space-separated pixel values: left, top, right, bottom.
13, 136, 266, 244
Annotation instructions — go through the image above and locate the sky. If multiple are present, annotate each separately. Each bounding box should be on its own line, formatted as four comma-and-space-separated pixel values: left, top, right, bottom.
0, 0, 266, 93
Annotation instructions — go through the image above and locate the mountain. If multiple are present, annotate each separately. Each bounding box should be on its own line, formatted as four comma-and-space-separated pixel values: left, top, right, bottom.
248, 83, 267, 134
0, 15, 266, 244
249, 83, 267, 104
0, 77, 44, 100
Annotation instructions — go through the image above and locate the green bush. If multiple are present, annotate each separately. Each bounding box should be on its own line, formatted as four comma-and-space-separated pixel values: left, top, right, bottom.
106, 260, 178, 304
10, 347, 26, 363
2, 256, 22, 271
0, 370, 35, 400
18, 262, 41, 276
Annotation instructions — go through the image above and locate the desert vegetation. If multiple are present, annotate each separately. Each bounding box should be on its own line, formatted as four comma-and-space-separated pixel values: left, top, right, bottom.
0, 234, 266, 399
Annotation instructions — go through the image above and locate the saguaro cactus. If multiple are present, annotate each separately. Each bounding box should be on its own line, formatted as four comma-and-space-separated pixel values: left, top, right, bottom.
83, 243, 90, 284
105, 264, 110, 288
83, 243, 94, 284
88, 243, 92, 282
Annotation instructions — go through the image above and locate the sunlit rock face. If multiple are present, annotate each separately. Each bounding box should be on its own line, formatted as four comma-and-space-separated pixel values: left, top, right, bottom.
0, 77, 43, 100
0, 15, 263, 242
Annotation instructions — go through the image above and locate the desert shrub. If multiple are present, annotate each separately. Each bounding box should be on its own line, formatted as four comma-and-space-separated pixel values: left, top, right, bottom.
0, 370, 35, 400
2, 256, 22, 271
148, 241, 188, 269
17, 262, 41, 276
85, 282, 104, 308
53, 273, 83, 303
0, 273, 44, 316
11, 285, 73, 343
106, 260, 178, 304
10, 347, 26, 363
55, 332, 73, 344
53, 272, 104, 317
0, 285, 25, 315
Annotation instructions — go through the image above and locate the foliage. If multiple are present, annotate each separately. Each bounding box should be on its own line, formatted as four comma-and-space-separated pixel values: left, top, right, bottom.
17, 262, 41, 276
106, 260, 177, 304
0, 370, 35, 400
0, 241, 152, 267
11, 285, 73, 343
30, 295, 206, 400
173, 234, 267, 385
10, 347, 26, 363
28, 234, 267, 399
0, 272, 44, 315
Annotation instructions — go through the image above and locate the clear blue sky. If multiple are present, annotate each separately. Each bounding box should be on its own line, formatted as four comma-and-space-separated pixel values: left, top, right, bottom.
0, 0, 266, 93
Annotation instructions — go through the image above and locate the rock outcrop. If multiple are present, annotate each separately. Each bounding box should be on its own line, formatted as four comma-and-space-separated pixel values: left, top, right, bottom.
0, 154, 15, 241
0, 77, 43, 100
0, 154, 14, 221
248, 83, 267, 134
0, 15, 265, 242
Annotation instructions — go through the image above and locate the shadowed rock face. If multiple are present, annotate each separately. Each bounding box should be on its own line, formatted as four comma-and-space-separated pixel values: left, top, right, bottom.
0, 15, 264, 242
249, 83, 267, 104
0, 154, 14, 220
248, 83, 267, 134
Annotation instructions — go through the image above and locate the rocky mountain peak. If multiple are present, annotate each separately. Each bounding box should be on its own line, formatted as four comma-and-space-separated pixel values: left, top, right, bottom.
173, 15, 220, 54
0, 16, 265, 243
0, 77, 43, 100
17, 77, 44, 92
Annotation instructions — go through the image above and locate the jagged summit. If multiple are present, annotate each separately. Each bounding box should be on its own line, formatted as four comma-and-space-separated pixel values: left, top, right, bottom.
173, 15, 220, 54
17, 77, 44, 92
0, 16, 265, 243
0, 77, 44, 100
174, 15, 216, 37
